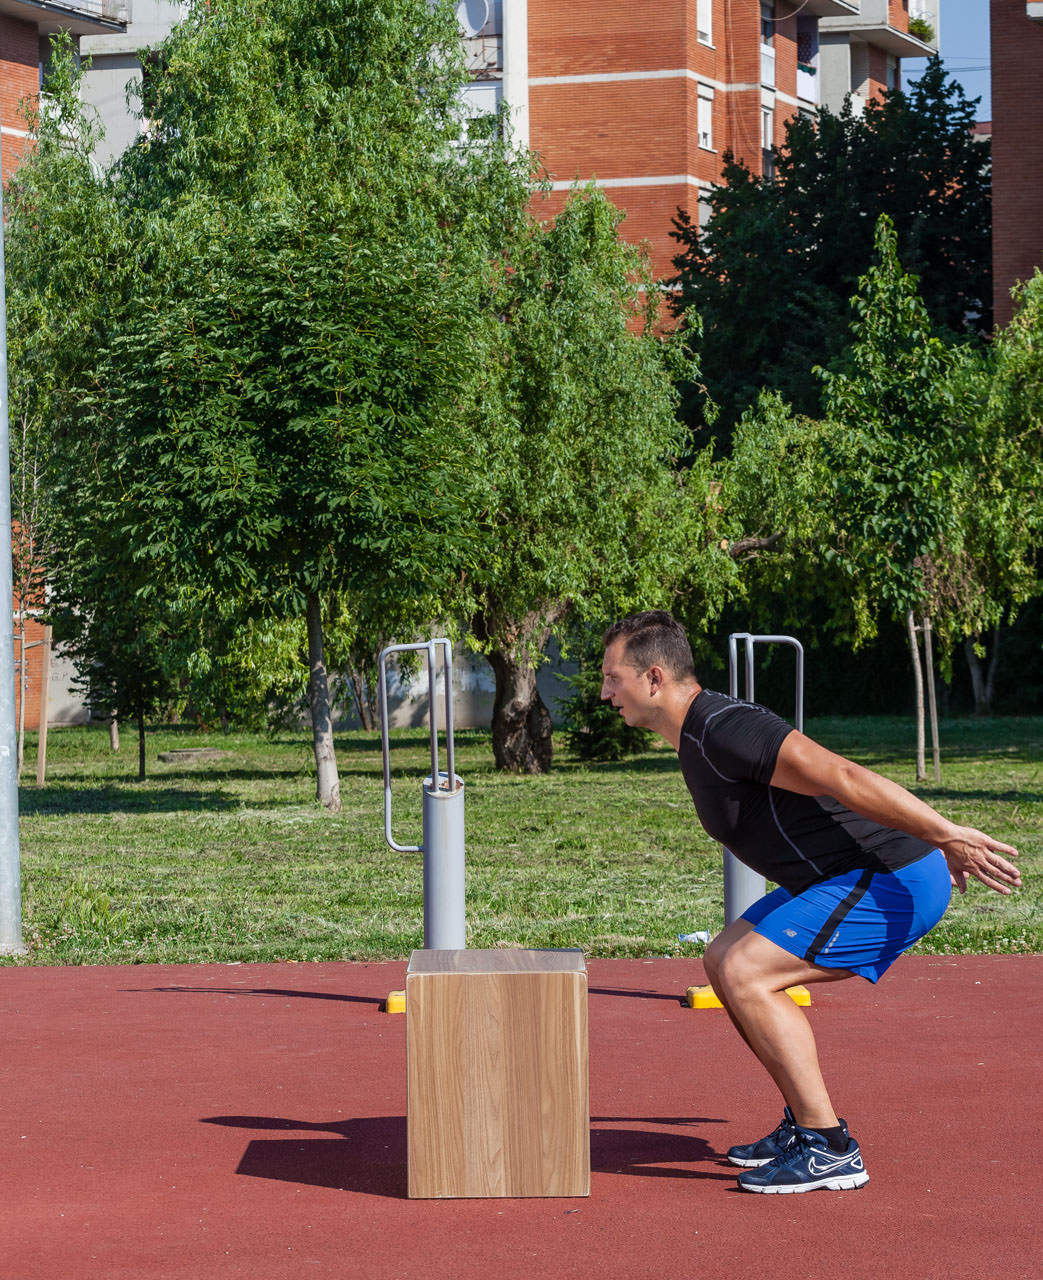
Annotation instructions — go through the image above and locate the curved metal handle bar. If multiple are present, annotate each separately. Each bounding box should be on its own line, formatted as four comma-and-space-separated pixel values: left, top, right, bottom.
378, 639, 455, 853
727, 633, 804, 732
724, 632, 805, 925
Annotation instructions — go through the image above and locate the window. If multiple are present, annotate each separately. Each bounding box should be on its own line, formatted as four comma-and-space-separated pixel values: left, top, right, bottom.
760, 2, 775, 87
698, 86, 714, 150
796, 16, 819, 104
457, 80, 502, 147
698, 0, 713, 45
698, 191, 714, 231
796, 19, 818, 72
38, 34, 75, 92
761, 106, 775, 179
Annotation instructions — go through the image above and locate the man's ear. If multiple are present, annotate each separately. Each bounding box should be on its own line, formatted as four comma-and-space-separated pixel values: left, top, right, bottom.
647, 663, 666, 694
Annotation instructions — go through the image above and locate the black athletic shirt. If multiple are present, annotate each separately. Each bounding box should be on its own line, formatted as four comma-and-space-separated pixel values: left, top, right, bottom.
678, 690, 933, 895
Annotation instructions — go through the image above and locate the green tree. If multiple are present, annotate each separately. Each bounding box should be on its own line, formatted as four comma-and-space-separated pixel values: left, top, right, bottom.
34, 0, 527, 808
816, 217, 1035, 774
969, 271, 1043, 709
3, 37, 148, 768
47, 560, 183, 781
672, 59, 991, 445
988, 271, 1043, 457
460, 189, 735, 772
163, 589, 311, 732
715, 392, 841, 622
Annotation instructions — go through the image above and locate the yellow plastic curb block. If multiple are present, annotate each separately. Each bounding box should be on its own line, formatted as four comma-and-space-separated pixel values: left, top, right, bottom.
385, 990, 406, 1015
685, 985, 811, 1009
686, 985, 724, 1009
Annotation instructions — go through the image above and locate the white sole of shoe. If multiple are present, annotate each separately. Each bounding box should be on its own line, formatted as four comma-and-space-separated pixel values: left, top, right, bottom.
740, 1171, 870, 1193
727, 1154, 775, 1167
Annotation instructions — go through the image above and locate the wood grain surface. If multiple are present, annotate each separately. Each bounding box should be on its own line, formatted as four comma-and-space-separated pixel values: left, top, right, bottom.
406, 949, 589, 1198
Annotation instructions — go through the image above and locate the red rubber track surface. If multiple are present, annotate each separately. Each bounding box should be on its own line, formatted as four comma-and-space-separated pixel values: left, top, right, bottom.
1, 955, 1039, 1280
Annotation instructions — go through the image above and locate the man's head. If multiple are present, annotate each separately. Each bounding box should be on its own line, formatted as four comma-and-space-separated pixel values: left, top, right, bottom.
602, 610, 695, 681
600, 611, 697, 733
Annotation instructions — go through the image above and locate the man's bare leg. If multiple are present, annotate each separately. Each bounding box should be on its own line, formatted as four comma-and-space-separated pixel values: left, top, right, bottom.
703, 922, 852, 1129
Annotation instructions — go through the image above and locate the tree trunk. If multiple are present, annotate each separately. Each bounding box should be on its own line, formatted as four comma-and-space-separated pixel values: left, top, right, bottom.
16, 618, 25, 781
906, 608, 926, 783
306, 591, 342, 812
922, 613, 940, 783
984, 624, 1000, 710
964, 627, 1001, 716
487, 647, 554, 773
964, 635, 986, 714
36, 625, 51, 787
109, 715, 120, 752
137, 699, 146, 781
472, 606, 564, 774
349, 668, 375, 731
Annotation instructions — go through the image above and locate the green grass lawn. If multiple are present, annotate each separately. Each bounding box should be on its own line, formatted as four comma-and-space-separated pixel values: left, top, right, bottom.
4, 717, 1041, 966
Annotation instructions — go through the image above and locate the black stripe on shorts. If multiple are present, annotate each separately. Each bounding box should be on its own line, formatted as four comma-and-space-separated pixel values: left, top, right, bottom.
803, 868, 875, 966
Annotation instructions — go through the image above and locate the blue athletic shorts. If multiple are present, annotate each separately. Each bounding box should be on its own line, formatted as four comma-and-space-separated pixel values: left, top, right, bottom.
740, 850, 952, 983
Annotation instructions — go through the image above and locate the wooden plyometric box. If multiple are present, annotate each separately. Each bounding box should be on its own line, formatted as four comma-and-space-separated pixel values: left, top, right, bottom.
406, 948, 589, 1199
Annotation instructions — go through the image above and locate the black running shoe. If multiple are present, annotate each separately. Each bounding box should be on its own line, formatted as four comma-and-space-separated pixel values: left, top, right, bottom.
726, 1107, 800, 1168
737, 1126, 869, 1194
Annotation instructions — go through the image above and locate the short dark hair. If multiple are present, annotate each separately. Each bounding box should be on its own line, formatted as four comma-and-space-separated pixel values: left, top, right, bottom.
602, 610, 695, 680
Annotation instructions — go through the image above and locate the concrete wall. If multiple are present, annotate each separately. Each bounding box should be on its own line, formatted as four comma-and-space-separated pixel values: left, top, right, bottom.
80, 0, 186, 166
345, 644, 576, 732
14, 622, 90, 730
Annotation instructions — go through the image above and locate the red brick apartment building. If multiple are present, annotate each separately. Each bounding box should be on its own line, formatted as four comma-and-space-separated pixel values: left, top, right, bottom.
2, 0, 125, 730
991, 0, 1043, 327
462, 0, 936, 280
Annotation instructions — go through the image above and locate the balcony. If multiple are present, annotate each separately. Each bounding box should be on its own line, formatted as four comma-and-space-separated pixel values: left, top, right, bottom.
796, 0, 859, 13
0, 0, 128, 34
460, 0, 502, 76
820, 0, 937, 57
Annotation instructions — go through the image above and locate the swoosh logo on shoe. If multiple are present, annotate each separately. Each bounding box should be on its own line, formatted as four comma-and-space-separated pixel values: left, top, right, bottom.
808, 1153, 863, 1175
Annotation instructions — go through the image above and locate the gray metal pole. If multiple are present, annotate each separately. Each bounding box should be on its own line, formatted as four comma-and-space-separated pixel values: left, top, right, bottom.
379, 639, 465, 950
0, 157, 25, 954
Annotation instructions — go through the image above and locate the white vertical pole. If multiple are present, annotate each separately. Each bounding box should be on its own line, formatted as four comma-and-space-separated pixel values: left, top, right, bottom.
502, 0, 530, 150
0, 154, 25, 954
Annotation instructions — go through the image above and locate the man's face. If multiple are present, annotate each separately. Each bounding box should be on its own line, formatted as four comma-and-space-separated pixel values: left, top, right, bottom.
600, 639, 653, 727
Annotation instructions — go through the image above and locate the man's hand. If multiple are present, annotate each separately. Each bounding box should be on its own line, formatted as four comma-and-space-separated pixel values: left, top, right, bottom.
938, 827, 1021, 895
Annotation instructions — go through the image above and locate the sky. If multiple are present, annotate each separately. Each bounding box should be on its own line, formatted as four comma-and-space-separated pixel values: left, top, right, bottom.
901, 0, 991, 121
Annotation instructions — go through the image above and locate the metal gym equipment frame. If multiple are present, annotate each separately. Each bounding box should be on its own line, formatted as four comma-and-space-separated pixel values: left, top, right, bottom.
724, 633, 805, 926
379, 639, 466, 951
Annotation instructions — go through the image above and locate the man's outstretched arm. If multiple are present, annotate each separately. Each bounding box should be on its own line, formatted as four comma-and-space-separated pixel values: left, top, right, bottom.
770, 732, 1022, 896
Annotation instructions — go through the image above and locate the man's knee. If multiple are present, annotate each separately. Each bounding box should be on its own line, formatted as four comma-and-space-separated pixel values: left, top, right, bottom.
704, 920, 758, 990
703, 933, 729, 985
713, 937, 788, 1003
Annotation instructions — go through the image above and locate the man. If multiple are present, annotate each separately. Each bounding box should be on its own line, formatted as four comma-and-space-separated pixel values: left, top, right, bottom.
600, 610, 1021, 1194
